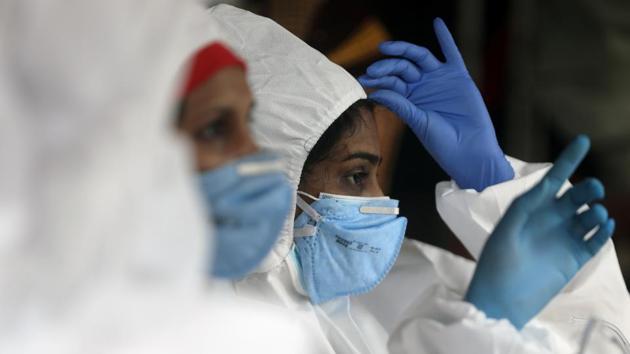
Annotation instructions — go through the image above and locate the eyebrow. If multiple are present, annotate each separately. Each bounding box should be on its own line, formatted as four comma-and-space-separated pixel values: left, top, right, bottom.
342, 152, 382, 166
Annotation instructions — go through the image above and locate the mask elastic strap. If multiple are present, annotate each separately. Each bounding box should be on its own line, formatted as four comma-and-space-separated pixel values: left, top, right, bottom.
295, 194, 321, 222
294, 192, 321, 238
296, 190, 319, 202
294, 224, 317, 238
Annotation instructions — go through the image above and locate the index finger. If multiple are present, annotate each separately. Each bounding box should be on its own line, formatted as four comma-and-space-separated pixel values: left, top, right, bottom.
544, 135, 590, 192
379, 41, 442, 72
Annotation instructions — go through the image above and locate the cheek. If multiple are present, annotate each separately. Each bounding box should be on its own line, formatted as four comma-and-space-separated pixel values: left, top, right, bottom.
299, 167, 343, 196
312, 171, 356, 196
193, 122, 256, 172
195, 143, 232, 171
366, 175, 385, 197
298, 172, 325, 196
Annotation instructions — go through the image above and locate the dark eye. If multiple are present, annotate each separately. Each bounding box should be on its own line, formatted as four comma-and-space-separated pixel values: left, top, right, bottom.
196, 118, 227, 141
346, 171, 368, 186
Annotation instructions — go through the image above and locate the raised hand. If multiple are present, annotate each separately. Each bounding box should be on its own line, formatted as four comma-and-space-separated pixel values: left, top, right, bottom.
465, 135, 615, 329
358, 18, 513, 191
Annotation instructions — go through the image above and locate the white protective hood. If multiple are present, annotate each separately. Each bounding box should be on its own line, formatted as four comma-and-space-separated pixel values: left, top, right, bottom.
207, 4, 367, 272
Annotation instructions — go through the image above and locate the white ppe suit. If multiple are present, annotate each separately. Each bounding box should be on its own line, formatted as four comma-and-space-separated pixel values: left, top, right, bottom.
208, 4, 630, 353
0, 1, 325, 353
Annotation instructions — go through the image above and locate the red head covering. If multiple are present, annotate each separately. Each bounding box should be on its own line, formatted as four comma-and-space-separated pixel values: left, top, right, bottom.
181, 41, 247, 97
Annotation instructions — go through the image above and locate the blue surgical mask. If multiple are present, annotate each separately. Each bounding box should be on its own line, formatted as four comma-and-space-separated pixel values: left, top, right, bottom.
292, 192, 407, 304
198, 151, 292, 279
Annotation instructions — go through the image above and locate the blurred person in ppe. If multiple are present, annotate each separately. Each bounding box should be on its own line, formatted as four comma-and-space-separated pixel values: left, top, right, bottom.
207, 4, 630, 353
0, 0, 325, 353
177, 40, 293, 280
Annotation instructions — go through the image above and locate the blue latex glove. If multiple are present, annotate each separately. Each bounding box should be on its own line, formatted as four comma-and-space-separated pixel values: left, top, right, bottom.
465, 135, 616, 329
358, 18, 513, 191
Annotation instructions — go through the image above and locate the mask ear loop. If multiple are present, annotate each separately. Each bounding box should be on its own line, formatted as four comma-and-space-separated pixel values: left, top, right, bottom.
296, 190, 318, 202
295, 192, 321, 222
294, 191, 321, 238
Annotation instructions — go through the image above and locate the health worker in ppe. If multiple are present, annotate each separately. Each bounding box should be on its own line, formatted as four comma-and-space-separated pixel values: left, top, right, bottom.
177, 41, 293, 279
0, 0, 325, 353
358, 18, 630, 353
207, 4, 630, 353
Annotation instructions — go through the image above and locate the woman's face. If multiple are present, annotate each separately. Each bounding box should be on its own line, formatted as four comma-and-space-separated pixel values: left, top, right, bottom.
298, 109, 384, 198
178, 67, 257, 171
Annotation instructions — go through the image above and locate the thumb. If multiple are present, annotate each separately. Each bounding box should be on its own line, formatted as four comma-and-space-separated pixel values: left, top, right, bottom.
369, 89, 428, 137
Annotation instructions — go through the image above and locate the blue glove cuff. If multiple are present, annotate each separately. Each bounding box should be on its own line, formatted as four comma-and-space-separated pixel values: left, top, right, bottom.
452, 152, 514, 192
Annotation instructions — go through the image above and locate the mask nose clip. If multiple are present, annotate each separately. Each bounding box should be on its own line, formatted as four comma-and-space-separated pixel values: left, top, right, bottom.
359, 206, 399, 215
236, 156, 284, 176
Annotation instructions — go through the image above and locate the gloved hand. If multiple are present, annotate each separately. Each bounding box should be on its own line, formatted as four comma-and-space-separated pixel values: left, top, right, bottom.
358, 18, 513, 192
465, 135, 616, 329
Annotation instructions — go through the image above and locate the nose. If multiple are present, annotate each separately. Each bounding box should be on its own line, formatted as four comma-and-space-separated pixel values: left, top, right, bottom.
373, 185, 385, 197
231, 123, 258, 159
364, 182, 385, 198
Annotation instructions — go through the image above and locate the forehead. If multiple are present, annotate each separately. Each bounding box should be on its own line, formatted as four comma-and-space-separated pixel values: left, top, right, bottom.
186, 67, 251, 106
330, 109, 380, 159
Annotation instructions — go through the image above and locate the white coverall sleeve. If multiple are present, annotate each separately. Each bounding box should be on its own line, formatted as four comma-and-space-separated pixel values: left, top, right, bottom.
430, 156, 630, 352
388, 282, 563, 354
